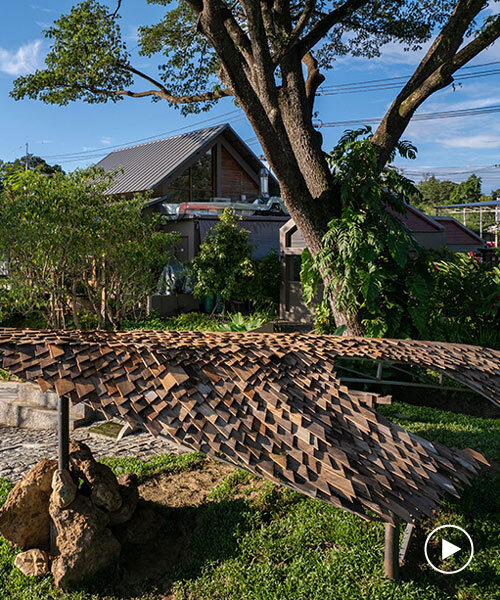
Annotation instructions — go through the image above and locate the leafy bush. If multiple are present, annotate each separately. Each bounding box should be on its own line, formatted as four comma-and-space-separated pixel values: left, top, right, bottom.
188, 209, 280, 312
123, 311, 272, 332
123, 312, 221, 331
217, 312, 266, 331
421, 253, 500, 347
301, 127, 421, 337
301, 129, 500, 347
0, 168, 178, 329
188, 209, 255, 307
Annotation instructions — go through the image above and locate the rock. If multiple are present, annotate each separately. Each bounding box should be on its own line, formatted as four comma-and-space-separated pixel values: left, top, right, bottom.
108, 473, 139, 526
0, 459, 57, 549
69, 440, 122, 512
14, 549, 50, 577
51, 470, 77, 509
113, 505, 162, 545
50, 494, 121, 590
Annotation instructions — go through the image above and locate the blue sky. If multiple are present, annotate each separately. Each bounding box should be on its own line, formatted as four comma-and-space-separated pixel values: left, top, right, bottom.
2, 1, 500, 193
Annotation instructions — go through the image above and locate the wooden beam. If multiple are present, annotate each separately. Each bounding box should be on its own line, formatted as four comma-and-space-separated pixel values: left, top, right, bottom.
399, 523, 415, 567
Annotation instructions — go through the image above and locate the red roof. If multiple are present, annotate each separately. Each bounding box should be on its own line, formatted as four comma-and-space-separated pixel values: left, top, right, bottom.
435, 217, 483, 246
387, 205, 443, 232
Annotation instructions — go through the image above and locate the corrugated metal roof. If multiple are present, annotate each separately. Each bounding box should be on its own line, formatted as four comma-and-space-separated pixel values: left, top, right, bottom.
95, 124, 228, 195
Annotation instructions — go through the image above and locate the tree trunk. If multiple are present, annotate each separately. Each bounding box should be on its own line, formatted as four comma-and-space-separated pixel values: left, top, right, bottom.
280, 186, 366, 336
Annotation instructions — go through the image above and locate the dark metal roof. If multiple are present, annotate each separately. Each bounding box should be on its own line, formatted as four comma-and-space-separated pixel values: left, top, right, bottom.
95, 124, 226, 195
95, 123, 279, 196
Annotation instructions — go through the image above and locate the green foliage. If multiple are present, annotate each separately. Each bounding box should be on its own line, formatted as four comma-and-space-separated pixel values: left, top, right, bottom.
188, 209, 255, 307
450, 174, 482, 205
251, 251, 281, 311
123, 311, 222, 331
411, 175, 457, 213
11, 0, 132, 107
421, 253, 500, 347
9, 0, 460, 115
300, 130, 500, 345
0, 167, 177, 329
217, 312, 266, 332
301, 127, 422, 338
0, 155, 63, 192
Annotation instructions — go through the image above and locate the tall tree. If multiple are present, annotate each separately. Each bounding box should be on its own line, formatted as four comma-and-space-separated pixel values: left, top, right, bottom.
450, 173, 482, 204
11, 0, 500, 333
413, 175, 457, 211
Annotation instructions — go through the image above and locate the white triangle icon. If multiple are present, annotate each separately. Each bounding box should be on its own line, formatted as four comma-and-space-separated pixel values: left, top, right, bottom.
442, 539, 461, 560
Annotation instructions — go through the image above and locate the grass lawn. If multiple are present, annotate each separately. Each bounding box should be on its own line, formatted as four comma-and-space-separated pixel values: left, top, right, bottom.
1, 401, 499, 600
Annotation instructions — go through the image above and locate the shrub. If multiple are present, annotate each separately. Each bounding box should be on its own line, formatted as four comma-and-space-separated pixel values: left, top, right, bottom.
217, 312, 266, 331
250, 251, 281, 311
423, 253, 500, 347
188, 209, 255, 307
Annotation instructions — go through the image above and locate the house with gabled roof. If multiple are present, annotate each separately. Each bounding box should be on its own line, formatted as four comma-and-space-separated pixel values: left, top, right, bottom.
96, 123, 280, 204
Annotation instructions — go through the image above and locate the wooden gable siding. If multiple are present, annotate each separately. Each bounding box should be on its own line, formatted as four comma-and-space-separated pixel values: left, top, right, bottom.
220, 146, 259, 201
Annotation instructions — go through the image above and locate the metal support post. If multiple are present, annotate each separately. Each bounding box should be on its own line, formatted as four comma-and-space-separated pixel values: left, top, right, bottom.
58, 396, 70, 471
384, 520, 400, 580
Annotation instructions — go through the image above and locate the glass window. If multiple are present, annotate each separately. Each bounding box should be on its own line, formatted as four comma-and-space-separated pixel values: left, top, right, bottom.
168, 149, 214, 203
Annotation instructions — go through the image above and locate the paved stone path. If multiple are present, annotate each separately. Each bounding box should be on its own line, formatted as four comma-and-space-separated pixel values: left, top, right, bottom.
0, 423, 186, 482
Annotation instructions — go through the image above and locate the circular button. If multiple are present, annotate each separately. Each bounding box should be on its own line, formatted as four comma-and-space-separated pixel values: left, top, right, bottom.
424, 525, 474, 574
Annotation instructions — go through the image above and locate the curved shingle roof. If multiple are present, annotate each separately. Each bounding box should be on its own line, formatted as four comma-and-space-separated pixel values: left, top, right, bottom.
0, 329, 495, 524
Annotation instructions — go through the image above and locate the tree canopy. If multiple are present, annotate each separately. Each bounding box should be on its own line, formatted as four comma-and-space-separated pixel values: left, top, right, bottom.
0, 155, 63, 191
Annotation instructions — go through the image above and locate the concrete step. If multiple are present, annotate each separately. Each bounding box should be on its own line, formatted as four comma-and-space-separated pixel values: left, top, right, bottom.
0, 397, 86, 430
0, 381, 93, 429
17, 382, 59, 410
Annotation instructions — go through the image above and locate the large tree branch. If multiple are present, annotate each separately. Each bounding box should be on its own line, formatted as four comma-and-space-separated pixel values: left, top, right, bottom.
372, 1, 500, 169
273, 0, 317, 64
302, 51, 325, 115
296, 0, 370, 57
116, 62, 232, 103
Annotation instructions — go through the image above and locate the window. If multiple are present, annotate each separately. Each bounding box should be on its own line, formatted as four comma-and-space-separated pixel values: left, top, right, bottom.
168, 148, 215, 203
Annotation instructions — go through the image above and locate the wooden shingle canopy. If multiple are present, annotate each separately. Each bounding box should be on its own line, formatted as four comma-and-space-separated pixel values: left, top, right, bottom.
0, 328, 497, 525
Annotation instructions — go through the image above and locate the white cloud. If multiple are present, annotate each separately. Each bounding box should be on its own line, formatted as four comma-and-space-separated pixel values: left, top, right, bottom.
30, 4, 55, 12
439, 134, 500, 149
101, 136, 112, 146
0, 40, 43, 76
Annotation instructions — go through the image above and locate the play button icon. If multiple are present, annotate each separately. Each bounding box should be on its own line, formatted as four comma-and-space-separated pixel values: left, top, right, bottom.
441, 539, 461, 561
425, 525, 474, 574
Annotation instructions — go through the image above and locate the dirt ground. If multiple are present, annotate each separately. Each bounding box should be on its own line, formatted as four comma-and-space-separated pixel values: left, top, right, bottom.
139, 460, 235, 507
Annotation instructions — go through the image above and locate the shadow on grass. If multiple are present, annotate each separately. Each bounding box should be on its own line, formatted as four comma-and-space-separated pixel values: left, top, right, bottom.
72, 496, 259, 598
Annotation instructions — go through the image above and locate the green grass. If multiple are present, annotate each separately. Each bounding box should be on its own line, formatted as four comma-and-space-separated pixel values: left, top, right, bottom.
99, 451, 206, 479
1, 402, 499, 599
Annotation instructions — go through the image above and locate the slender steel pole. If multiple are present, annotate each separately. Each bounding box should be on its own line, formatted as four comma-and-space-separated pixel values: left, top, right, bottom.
384, 521, 400, 580
58, 396, 70, 471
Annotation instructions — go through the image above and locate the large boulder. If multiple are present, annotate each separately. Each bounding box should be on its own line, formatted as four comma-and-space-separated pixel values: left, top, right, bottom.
69, 440, 122, 512
14, 549, 50, 577
0, 459, 57, 549
51, 470, 77, 509
108, 473, 139, 526
50, 494, 121, 590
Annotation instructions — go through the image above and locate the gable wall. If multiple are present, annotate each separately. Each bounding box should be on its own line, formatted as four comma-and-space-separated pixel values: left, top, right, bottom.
220, 146, 260, 201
